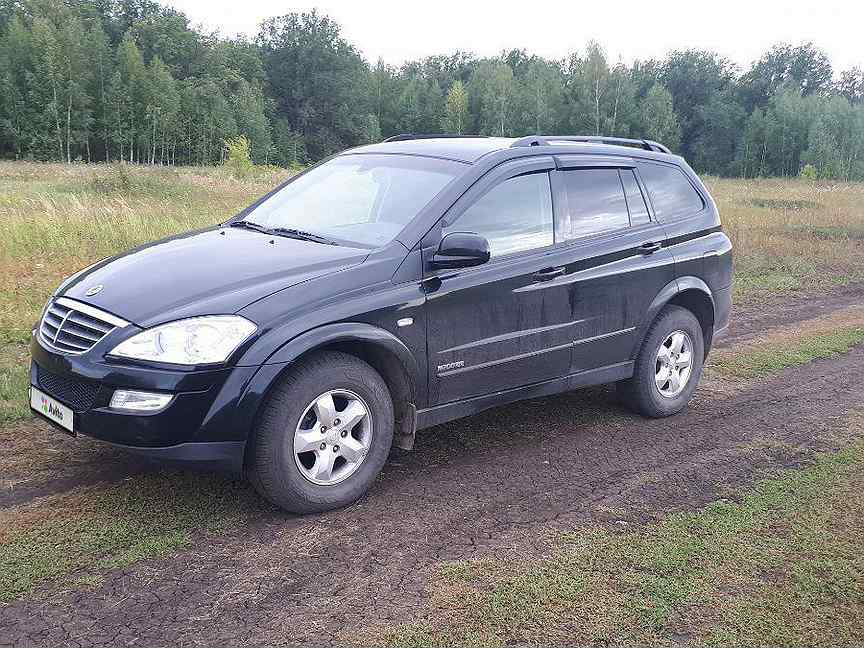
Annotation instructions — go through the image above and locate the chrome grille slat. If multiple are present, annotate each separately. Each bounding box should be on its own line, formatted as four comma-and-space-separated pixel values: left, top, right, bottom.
39, 297, 129, 355
66, 313, 113, 333
51, 302, 72, 315
59, 321, 101, 342
53, 336, 90, 351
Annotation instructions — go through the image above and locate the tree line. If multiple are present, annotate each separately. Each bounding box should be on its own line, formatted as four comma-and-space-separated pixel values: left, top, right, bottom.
1, 0, 863, 178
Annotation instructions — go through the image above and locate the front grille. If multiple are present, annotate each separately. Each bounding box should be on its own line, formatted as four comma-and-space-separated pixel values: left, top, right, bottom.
39, 297, 128, 355
36, 365, 100, 412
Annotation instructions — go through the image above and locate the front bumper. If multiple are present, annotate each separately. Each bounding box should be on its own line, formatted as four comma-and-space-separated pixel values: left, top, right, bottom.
30, 337, 259, 472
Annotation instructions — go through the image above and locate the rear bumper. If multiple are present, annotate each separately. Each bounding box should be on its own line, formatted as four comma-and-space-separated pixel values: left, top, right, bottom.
703, 283, 732, 355
713, 284, 732, 335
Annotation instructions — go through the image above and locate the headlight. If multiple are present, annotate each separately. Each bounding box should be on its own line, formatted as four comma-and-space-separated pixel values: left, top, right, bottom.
109, 316, 257, 365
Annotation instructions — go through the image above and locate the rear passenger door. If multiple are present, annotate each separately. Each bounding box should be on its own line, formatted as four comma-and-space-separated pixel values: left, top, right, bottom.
636, 161, 731, 289
552, 157, 677, 373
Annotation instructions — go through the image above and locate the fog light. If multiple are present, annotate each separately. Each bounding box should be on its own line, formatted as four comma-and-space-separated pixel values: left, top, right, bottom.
110, 390, 173, 412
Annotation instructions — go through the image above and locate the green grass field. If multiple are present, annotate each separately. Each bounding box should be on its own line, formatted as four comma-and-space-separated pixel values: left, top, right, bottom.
713, 176, 864, 300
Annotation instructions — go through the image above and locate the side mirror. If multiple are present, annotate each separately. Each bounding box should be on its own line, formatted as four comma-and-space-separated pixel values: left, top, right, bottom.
431, 232, 491, 269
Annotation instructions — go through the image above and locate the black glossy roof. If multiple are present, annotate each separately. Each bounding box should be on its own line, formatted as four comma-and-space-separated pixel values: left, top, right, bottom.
345, 136, 679, 164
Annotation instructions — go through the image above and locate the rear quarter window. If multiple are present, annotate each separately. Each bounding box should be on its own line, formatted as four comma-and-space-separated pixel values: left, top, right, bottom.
638, 163, 704, 221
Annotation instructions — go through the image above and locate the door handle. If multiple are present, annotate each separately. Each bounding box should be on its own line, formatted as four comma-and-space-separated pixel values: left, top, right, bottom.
533, 266, 566, 281
640, 241, 663, 254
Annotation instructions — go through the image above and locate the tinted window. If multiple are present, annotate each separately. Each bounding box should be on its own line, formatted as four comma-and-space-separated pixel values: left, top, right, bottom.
245, 154, 462, 248
620, 169, 650, 226
559, 169, 629, 240
638, 163, 704, 220
444, 172, 553, 257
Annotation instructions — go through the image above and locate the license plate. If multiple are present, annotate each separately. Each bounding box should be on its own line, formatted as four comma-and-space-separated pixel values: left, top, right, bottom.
30, 386, 74, 433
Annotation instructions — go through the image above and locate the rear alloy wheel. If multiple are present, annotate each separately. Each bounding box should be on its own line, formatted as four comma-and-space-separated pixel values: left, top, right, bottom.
249, 351, 394, 514
618, 305, 705, 418
654, 330, 694, 398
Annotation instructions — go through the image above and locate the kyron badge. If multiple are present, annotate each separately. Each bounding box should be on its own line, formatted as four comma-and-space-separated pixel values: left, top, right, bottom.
85, 284, 104, 296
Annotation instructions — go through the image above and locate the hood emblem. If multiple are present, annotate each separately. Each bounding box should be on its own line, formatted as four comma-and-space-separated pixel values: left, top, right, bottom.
85, 284, 104, 297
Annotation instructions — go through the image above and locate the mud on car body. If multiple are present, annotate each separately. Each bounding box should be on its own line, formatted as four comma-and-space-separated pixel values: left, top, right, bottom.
30, 134, 732, 513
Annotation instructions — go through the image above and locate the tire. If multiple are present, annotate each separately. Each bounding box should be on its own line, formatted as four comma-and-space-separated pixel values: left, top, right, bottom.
248, 351, 394, 514
617, 305, 705, 418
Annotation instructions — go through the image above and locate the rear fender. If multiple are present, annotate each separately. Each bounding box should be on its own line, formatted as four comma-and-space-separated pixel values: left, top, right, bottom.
631, 277, 715, 359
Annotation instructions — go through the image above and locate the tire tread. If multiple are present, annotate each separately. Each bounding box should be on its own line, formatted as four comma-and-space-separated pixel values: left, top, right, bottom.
249, 351, 394, 514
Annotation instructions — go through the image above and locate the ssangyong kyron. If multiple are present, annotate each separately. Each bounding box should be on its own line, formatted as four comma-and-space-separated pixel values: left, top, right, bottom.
30, 135, 732, 513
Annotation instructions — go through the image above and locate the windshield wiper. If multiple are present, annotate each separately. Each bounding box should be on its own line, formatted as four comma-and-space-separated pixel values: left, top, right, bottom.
270, 227, 338, 246
227, 220, 271, 233
227, 220, 337, 246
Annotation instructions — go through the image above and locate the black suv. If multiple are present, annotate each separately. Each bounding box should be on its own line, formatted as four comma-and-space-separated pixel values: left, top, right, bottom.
30, 135, 732, 513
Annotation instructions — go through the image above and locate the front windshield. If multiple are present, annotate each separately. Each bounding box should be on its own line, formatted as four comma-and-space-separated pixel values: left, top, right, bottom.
243, 154, 463, 247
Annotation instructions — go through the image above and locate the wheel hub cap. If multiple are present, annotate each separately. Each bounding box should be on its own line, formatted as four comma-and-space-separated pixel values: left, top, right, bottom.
655, 330, 693, 399
293, 389, 373, 486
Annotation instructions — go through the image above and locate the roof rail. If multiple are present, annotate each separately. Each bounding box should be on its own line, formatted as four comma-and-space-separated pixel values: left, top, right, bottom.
510, 135, 671, 154
383, 133, 486, 142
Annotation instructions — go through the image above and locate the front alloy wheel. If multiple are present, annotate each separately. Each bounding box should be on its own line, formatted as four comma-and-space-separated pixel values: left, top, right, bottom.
293, 389, 373, 486
249, 350, 394, 514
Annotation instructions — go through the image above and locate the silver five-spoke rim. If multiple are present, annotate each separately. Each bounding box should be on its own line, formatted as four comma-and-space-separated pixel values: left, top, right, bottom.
655, 330, 693, 398
293, 389, 373, 486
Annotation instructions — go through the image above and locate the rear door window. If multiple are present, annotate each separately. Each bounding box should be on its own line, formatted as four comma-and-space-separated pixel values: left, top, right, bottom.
558, 168, 630, 240
638, 163, 704, 221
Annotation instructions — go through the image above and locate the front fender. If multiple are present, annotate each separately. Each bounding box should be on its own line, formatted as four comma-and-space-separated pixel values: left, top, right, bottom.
264, 321, 419, 379
225, 323, 421, 453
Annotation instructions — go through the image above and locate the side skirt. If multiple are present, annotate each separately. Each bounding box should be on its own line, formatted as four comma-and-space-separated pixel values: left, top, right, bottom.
416, 361, 633, 431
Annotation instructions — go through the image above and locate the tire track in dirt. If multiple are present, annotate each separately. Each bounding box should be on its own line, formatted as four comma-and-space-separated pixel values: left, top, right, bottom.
3, 339, 864, 647
717, 281, 864, 348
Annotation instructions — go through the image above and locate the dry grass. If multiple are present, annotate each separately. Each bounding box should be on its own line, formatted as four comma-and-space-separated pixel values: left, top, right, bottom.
706, 176, 864, 301
0, 419, 125, 491
0, 161, 292, 340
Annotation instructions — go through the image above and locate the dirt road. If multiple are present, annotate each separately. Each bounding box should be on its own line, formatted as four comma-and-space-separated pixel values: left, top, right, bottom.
2, 285, 864, 647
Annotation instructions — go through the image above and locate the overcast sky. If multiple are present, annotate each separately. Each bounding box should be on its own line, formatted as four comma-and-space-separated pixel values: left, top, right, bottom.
168, 0, 864, 73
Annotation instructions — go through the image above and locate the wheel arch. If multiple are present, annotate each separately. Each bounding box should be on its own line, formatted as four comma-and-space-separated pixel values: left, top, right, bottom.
635, 277, 717, 360
239, 323, 420, 467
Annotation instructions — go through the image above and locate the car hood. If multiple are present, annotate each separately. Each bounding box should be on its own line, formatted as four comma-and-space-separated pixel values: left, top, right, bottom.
60, 227, 368, 327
